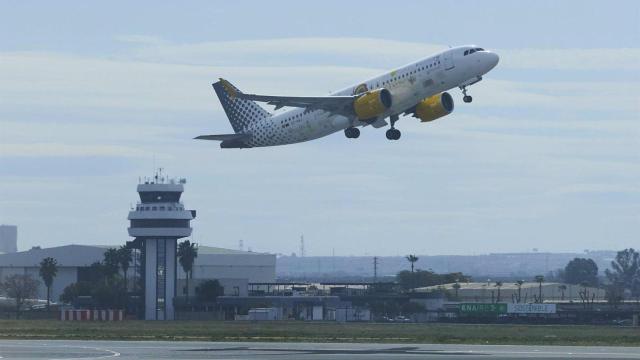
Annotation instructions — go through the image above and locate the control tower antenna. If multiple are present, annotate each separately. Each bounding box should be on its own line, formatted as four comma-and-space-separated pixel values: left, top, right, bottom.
239, 239, 244, 251
300, 234, 305, 257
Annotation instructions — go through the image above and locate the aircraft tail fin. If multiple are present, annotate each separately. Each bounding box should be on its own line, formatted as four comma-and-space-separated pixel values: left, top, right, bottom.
212, 78, 272, 133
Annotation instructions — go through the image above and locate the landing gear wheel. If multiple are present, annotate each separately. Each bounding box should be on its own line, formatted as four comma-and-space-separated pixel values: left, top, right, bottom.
386, 114, 401, 140
344, 127, 360, 139
386, 128, 401, 140
460, 86, 472, 103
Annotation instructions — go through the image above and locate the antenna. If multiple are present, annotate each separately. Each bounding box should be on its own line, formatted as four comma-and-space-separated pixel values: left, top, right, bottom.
239, 239, 244, 251
300, 234, 305, 257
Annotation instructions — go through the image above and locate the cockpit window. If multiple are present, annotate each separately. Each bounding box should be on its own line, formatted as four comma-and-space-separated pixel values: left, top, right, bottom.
465, 48, 485, 56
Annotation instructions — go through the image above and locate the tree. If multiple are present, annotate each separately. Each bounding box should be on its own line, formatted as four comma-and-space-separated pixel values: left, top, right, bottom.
578, 281, 595, 309
494, 281, 503, 303
85, 262, 107, 284
177, 240, 198, 303
60, 281, 93, 304
452, 282, 461, 300
563, 258, 598, 287
605, 248, 640, 300
39, 257, 58, 310
534, 275, 545, 303
103, 248, 120, 278
513, 280, 525, 303
1, 274, 39, 318
405, 255, 419, 273
117, 246, 132, 292
196, 279, 224, 303
558, 284, 567, 301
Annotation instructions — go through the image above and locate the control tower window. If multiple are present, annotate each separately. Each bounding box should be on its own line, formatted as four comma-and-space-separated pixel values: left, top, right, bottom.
140, 191, 181, 203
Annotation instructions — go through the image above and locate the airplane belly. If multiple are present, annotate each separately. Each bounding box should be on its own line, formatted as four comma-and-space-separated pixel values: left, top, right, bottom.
390, 83, 418, 113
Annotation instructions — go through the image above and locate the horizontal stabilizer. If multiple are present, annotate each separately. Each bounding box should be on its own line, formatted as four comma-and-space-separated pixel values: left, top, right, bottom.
194, 133, 251, 141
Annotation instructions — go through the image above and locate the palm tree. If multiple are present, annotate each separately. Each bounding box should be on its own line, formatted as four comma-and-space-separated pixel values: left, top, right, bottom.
177, 240, 198, 303
452, 282, 461, 300
494, 281, 503, 303
514, 280, 524, 303
534, 275, 545, 303
117, 246, 132, 292
558, 284, 567, 301
39, 257, 58, 310
103, 248, 120, 278
406, 255, 419, 273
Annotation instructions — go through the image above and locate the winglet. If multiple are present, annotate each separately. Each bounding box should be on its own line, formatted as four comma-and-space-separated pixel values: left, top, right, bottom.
218, 78, 238, 99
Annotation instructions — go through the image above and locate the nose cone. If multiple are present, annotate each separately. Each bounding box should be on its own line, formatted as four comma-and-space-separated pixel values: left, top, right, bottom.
487, 52, 499, 70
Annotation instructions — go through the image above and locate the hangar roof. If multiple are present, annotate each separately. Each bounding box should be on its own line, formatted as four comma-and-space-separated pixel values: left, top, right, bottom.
0, 244, 107, 267
197, 245, 270, 255
0, 244, 274, 268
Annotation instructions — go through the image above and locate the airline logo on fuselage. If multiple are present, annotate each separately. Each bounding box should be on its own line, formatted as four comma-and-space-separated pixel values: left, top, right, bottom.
352, 83, 369, 95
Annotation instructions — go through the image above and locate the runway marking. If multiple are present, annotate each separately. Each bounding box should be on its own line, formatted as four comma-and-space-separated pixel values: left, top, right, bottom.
50, 346, 120, 360
1, 343, 120, 360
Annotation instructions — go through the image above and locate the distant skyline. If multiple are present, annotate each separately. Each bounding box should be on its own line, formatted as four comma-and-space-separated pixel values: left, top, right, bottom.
1, 1, 638, 255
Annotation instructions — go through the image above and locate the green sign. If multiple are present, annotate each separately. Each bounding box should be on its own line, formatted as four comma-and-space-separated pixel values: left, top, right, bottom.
458, 303, 507, 314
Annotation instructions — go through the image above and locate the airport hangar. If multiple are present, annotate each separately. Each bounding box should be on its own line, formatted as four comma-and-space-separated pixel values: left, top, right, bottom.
0, 244, 275, 303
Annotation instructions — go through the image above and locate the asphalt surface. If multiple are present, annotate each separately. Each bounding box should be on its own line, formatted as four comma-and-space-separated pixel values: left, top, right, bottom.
1, 340, 640, 359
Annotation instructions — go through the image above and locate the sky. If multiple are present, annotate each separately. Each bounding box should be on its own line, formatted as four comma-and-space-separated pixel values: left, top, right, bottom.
0, 1, 638, 256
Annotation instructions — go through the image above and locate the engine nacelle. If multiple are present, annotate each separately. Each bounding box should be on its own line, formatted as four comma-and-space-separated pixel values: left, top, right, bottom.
415, 92, 454, 122
353, 89, 392, 120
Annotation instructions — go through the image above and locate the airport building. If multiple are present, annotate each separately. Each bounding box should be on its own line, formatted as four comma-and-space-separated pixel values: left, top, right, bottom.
414, 282, 606, 303
0, 244, 275, 308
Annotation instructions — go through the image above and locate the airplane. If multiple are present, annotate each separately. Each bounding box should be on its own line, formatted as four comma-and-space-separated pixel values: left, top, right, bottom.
196, 45, 499, 148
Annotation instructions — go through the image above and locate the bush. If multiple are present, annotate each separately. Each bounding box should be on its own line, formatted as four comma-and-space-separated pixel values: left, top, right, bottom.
195, 280, 224, 303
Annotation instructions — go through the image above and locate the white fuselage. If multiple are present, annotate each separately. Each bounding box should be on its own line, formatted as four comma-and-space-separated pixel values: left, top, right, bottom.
241, 45, 499, 147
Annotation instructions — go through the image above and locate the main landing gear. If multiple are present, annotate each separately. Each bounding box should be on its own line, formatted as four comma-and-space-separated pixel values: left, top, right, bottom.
385, 114, 401, 140
461, 86, 473, 103
344, 127, 360, 139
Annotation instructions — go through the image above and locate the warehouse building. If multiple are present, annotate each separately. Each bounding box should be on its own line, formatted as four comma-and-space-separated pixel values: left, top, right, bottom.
414, 281, 605, 303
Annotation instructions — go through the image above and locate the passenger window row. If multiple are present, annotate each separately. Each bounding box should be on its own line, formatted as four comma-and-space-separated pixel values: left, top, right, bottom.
380, 61, 439, 86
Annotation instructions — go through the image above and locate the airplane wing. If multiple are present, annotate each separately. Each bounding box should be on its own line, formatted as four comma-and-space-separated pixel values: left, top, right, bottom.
219, 79, 356, 116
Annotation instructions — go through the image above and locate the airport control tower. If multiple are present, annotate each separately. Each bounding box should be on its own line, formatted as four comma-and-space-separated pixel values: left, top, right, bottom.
127, 169, 196, 320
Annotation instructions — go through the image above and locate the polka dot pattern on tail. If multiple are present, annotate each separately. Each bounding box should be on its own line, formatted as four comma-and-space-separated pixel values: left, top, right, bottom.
212, 80, 272, 133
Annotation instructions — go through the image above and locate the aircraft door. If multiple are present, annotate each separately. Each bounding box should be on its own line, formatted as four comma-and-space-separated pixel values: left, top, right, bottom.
443, 51, 454, 70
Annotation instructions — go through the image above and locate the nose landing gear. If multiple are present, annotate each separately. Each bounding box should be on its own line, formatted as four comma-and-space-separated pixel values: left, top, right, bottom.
344, 127, 360, 139
461, 86, 473, 103
385, 114, 401, 140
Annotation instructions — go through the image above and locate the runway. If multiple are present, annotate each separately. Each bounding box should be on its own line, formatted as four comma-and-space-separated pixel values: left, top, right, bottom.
1, 340, 640, 359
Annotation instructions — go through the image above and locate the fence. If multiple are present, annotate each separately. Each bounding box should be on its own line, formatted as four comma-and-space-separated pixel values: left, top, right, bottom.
60, 309, 124, 321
